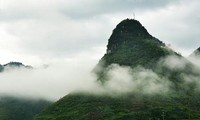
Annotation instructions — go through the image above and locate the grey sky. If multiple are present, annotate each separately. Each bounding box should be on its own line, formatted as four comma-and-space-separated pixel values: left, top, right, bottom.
0, 0, 199, 65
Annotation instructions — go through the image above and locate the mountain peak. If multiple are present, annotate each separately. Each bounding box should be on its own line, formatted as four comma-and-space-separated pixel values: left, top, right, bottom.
116, 18, 150, 36
107, 18, 152, 51
92, 19, 180, 83
196, 47, 200, 52
99, 18, 174, 69
191, 47, 200, 56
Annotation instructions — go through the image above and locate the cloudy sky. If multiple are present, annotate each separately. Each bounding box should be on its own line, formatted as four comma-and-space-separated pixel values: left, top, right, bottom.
0, 0, 200, 66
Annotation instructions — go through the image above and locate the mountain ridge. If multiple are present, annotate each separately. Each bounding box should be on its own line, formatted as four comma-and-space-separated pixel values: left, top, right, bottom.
34, 19, 200, 120
0, 61, 32, 72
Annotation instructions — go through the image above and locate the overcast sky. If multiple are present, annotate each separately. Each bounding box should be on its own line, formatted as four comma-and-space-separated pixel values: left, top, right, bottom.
0, 0, 200, 66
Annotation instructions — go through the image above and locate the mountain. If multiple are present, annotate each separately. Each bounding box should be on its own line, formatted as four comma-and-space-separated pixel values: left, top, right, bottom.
100, 19, 173, 68
34, 19, 200, 120
194, 47, 200, 53
196, 47, 200, 52
0, 62, 51, 120
4, 62, 28, 68
190, 47, 200, 57
0, 96, 51, 120
0, 64, 3, 72
0, 62, 33, 72
94, 19, 179, 83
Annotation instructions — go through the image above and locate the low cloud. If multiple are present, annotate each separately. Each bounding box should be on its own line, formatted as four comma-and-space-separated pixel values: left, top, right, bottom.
91, 54, 200, 96
1, 52, 200, 101
0, 59, 97, 100
100, 64, 170, 95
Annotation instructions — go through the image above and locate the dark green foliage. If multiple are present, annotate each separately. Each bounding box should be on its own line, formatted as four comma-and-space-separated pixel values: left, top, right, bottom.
95, 18, 178, 83
34, 19, 200, 120
0, 62, 49, 120
0, 96, 51, 120
0, 64, 4, 72
197, 47, 200, 52
107, 18, 152, 50
34, 93, 200, 120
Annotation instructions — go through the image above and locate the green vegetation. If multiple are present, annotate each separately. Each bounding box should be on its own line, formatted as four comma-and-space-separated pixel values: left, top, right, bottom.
0, 64, 3, 72
95, 19, 179, 83
0, 96, 51, 120
0, 62, 49, 120
34, 93, 200, 120
34, 19, 200, 119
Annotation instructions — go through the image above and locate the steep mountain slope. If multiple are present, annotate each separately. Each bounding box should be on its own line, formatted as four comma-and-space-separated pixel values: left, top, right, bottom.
196, 47, 200, 52
100, 19, 174, 68
94, 19, 181, 83
34, 19, 200, 120
190, 47, 200, 57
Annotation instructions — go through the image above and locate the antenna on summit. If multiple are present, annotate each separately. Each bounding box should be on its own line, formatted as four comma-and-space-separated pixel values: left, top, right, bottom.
133, 12, 135, 19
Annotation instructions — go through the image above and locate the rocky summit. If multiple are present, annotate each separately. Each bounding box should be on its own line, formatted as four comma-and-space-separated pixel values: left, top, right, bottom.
95, 19, 179, 83
100, 19, 176, 68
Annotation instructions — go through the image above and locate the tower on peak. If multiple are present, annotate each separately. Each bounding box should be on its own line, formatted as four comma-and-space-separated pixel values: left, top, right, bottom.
133, 12, 135, 19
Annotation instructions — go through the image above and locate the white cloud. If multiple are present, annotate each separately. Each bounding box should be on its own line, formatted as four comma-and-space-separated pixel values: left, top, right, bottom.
1, 53, 200, 101
0, 0, 199, 65
0, 0, 200, 100
103, 64, 170, 95
138, 0, 200, 56
0, 57, 98, 100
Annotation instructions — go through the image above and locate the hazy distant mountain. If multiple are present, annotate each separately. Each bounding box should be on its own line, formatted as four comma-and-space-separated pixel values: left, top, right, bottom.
34, 19, 200, 120
0, 62, 51, 120
0, 62, 33, 72
4, 62, 27, 67
0, 64, 3, 72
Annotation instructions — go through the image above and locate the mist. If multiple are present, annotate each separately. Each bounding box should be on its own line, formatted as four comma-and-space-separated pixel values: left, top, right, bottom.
98, 64, 170, 95
0, 59, 98, 100
1, 53, 200, 101
93, 54, 200, 96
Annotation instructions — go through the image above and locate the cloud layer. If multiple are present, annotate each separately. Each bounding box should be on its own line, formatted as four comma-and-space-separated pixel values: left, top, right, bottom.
0, 58, 97, 100
0, 0, 200, 101
1, 53, 200, 100
0, 0, 200, 65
